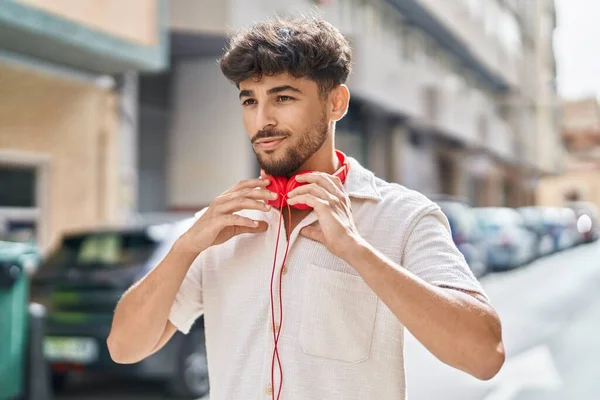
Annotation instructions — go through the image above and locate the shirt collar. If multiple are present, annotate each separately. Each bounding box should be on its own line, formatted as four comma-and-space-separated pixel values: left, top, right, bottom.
344, 157, 382, 202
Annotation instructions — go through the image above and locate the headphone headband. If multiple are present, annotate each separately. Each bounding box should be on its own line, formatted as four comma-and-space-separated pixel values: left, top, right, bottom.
263, 150, 350, 210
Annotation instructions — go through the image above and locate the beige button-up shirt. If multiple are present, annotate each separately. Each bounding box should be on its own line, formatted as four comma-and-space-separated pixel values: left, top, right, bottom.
167, 157, 487, 400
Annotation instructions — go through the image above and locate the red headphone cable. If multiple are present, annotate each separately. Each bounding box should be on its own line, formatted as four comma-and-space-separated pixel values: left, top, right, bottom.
270, 201, 292, 400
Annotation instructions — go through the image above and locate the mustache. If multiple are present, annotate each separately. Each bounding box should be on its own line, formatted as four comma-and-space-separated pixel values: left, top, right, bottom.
251, 129, 292, 144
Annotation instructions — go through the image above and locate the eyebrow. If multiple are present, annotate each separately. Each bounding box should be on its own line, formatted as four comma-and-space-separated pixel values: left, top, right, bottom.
239, 89, 253, 99
239, 85, 303, 100
267, 85, 303, 95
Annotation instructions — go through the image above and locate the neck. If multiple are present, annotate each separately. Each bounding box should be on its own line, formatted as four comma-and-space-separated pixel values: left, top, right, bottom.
295, 144, 339, 176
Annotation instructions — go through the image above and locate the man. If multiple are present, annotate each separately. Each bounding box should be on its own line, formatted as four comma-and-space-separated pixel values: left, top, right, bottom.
107, 15, 505, 399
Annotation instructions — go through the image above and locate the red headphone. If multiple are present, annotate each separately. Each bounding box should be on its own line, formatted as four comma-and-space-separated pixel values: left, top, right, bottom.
262, 150, 350, 210
261, 150, 350, 400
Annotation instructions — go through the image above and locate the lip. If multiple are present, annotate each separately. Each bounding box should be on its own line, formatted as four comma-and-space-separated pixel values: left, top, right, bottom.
255, 137, 286, 150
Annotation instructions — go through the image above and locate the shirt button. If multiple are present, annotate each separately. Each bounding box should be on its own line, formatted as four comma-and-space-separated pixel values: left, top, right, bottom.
273, 324, 280, 333
266, 384, 273, 395
282, 265, 288, 275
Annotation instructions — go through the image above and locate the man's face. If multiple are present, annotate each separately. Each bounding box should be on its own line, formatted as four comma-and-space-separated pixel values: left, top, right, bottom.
239, 73, 329, 177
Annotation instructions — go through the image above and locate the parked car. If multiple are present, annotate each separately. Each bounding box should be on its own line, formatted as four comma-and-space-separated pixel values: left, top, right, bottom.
473, 207, 538, 271
566, 201, 600, 243
30, 220, 209, 399
517, 207, 556, 257
434, 198, 489, 278
533, 207, 574, 252
0, 238, 42, 399
557, 207, 584, 247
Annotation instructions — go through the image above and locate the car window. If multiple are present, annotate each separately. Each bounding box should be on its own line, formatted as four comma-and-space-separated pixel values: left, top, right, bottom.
475, 208, 520, 230
143, 218, 196, 272
438, 202, 481, 241
42, 231, 158, 271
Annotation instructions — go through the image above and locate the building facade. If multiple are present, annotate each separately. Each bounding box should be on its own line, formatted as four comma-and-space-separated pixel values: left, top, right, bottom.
144, 0, 561, 215
2, 0, 562, 251
537, 98, 600, 207
0, 0, 168, 253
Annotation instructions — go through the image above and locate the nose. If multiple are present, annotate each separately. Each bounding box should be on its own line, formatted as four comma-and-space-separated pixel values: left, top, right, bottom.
255, 103, 276, 132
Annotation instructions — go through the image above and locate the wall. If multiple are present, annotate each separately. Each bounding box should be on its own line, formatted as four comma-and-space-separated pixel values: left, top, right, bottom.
0, 62, 119, 252
168, 58, 254, 209
537, 171, 600, 208
169, 0, 228, 34
169, 0, 317, 35
534, 0, 561, 174
418, 0, 520, 88
15, 0, 159, 46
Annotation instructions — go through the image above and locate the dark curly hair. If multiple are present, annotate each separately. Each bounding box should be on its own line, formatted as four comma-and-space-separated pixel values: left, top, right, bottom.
218, 15, 352, 95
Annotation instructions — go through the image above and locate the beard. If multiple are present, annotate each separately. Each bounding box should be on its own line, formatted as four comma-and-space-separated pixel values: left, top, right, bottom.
252, 111, 329, 177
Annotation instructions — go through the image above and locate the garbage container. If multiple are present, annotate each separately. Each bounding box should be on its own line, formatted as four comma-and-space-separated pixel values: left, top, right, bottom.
0, 261, 29, 399
0, 239, 50, 400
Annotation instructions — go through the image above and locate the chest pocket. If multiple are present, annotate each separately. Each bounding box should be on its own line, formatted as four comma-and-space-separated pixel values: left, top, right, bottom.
298, 262, 378, 363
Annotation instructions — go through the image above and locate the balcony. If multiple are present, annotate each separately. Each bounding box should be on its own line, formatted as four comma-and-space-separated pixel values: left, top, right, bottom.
0, 0, 168, 74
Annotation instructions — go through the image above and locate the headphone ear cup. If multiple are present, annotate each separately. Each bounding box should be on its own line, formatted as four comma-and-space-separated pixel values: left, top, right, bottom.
266, 176, 288, 208
286, 176, 302, 193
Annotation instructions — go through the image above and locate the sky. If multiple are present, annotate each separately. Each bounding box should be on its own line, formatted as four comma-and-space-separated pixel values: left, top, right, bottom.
555, 0, 600, 100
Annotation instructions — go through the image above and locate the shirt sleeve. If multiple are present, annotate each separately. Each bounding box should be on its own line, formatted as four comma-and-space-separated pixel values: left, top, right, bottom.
402, 207, 488, 300
167, 209, 208, 334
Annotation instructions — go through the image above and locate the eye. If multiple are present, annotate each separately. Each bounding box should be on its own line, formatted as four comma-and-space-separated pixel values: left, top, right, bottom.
242, 99, 256, 106
277, 95, 294, 102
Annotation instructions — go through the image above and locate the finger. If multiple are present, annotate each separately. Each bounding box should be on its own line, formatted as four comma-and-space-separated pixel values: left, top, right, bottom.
229, 187, 278, 203
287, 183, 335, 202
233, 220, 269, 236
220, 214, 266, 229
300, 225, 325, 243
286, 194, 328, 210
218, 197, 271, 214
215, 188, 277, 208
223, 178, 270, 195
329, 174, 345, 191
295, 173, 343, 197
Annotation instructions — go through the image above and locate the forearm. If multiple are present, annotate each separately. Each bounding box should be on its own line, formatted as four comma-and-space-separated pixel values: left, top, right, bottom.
107, 240, 199, 363
343, 238, 504, 380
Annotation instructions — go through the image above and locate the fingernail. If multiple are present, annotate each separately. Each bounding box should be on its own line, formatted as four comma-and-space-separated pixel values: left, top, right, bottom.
271, 192, 278, 198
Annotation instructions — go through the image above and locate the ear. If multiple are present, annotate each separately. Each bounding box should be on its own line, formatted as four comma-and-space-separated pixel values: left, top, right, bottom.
328, 84, 350, 122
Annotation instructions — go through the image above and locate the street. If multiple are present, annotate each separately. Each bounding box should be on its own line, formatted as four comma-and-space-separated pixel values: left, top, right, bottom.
406, 239, 600, 400
56, 240, 600, 400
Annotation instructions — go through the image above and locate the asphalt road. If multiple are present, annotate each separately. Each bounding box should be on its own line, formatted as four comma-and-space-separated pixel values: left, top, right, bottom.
405, 239, 600, 400
56, 240, 600, 400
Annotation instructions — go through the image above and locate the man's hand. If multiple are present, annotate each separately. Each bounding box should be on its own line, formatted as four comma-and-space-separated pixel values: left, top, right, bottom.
177, 178, 276, 254
287, 172, 362, 258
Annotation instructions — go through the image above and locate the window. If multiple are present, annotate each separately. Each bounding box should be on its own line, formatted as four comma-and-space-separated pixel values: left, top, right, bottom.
478, 115, 489, 145
466, 0, 483, 19
423, 86, 440, 122
0, 166, 36, 208
382, 4, 398, 50
483, 1, 498, 37
500, 11, 522, 57
402, 26, 415, 62
437, 157, 455, 195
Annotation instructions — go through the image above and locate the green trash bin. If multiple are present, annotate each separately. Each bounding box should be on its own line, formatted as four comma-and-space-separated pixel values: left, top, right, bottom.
0, 241, 41, 400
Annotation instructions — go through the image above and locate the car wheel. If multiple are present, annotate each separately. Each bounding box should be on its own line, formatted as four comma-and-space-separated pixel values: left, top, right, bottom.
167, 327, 210, 399
51, 372, 68, 393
